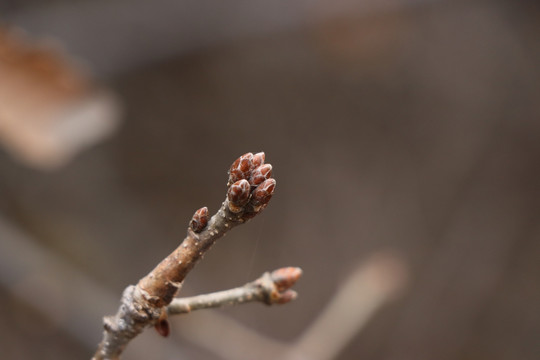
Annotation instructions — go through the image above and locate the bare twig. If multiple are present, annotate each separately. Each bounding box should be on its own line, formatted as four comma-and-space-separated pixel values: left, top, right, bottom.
175, 251, 408, 360
168, 267, 302, 315
93, 152, 298, 360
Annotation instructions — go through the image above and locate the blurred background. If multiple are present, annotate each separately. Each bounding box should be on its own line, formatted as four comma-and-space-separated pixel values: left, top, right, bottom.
0, 0, 539, 359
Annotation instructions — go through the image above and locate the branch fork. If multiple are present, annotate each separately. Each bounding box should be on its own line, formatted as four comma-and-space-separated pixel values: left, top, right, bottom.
93, 152, 301, 360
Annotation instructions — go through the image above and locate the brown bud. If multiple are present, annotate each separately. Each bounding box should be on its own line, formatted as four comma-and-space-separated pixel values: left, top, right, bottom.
249, 164, 273, 187
154, 311, 170, 337
251, 178, 276, 207
154, 319, 170, 337
228, 153, 253, 185
275, 289, 298, 304
189, 207, 209, 233
271, 267, 303, 292
227, 179, 251, 212
252, 152, 265, 169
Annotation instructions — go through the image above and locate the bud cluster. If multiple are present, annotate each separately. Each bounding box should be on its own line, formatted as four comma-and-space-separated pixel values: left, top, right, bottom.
188, 152, 277, 233
227, 152, 276, 214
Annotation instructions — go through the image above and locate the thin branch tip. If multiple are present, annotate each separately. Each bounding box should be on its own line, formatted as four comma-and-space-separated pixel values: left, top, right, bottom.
167, 267, 303, 316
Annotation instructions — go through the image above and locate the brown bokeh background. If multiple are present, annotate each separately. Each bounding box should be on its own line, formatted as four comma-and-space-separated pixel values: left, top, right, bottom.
0, 0, 539, 359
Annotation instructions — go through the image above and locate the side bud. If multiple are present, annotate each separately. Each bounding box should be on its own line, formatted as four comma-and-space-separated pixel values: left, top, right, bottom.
190, 207, 209, 233
228, 153, 253, 186
249, 164, 272, 187
227, 179, 251, 213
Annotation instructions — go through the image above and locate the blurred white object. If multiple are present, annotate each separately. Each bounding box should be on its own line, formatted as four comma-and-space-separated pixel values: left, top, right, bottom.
0, 28, 121, 169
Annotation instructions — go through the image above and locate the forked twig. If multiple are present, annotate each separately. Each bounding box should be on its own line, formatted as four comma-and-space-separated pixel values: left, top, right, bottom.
93, 152, 301, 360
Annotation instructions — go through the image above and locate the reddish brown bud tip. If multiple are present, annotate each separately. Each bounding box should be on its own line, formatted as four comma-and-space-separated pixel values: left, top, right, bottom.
228, 153, 253, 185
190, 207, 209, 233
271, 267, 303, 292
227, 179, 251, 212
275, 289, 298, 304
249, 164, 273, 187
154, 319, 170, 337
251, 178, 276, 207
252, 152, 265, 169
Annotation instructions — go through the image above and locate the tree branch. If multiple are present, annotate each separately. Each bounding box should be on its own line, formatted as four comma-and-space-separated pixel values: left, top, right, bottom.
167, 267, 303, 315
93, 152, 298, 360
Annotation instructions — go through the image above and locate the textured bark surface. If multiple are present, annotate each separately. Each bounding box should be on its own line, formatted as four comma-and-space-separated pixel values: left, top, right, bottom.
137, 201, 244, 307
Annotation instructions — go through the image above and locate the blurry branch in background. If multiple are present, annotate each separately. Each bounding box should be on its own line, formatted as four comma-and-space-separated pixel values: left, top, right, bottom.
0, 216, 192, 360
94, 152, 302, 360
177, 251, 408, 360
285, 252, 408, 360
0, 27, 120, 169
0, 210, 407, 360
